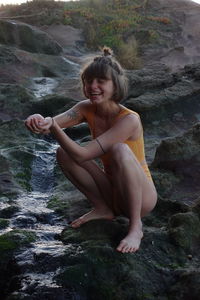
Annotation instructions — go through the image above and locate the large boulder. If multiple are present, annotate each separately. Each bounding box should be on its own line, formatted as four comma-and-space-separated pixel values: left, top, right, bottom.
0, 84, 35, 119
0, 20, 62, 55
125, 64, 200, 125
152, 122, 200, 181
151, 122, 200, 202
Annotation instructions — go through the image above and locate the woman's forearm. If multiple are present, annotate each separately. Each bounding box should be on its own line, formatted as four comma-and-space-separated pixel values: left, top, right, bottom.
50, 119, 88, 163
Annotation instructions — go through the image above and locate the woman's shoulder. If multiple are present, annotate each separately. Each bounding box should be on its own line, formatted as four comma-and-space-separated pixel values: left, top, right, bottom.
118, 105, 140, 123
119, 105, 140, 117
77, 100, 95, 120
77, 99, 93, 109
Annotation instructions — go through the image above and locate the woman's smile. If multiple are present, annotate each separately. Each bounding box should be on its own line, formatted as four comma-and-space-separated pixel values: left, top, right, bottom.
85, 78, 114, 103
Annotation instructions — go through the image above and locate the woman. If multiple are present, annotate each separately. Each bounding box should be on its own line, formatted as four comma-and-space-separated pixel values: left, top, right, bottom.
25, 47, 157, 253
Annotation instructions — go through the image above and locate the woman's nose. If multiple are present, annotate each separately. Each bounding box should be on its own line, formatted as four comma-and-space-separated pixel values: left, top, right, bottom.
90, 79, 98, 89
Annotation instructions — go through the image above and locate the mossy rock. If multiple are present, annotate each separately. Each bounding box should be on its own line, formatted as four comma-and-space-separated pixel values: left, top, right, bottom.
0, 230, 37, 299
168, 212, 200, 252
0, 218, 9, 229
143, 196, 190, 228
0, 205, 19, 219
57, 219, 187, 300
0, 83, 35, 119
169, 268, 200, 300
0, 230, 36, 253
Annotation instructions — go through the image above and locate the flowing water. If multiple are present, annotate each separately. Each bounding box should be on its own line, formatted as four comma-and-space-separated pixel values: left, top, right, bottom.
7, 141, 74, 299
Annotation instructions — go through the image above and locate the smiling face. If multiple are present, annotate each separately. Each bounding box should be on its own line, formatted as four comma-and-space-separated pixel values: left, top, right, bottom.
83, 77, 115, 104
81, 55, 128, 103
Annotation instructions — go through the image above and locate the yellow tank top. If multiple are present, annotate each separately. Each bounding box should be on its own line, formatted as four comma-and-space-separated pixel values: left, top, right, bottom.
84, 105, 152, 180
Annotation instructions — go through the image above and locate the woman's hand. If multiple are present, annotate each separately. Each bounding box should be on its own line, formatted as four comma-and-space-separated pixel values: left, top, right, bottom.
25, 114, 52, 134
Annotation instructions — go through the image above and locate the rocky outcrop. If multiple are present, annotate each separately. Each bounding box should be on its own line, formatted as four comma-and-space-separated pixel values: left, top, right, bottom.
151, 122, 200, 202
0, 20, 62, 55
125, 63, 200, 125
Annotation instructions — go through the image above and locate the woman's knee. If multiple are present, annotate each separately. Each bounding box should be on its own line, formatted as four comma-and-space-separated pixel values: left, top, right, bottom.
56, 147, 71, 165
109, 143, 134, 164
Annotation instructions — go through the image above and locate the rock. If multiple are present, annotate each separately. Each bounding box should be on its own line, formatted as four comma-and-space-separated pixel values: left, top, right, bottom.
0, 206, 19, 219
168, 212, 200, 252
125, 77, 200, 124
152, 123, 200, 180
169, 268, 200, 300
126, 65, 175, 98
31, 94, 77, 117
0, 20, 62, 55
0, 218, 9, 229
192, 198, 200, 218
0, 84, 35, 119
0, 230, 36, 299
0, 119, 52, 194
143, 195, 190, 228
56, 219, 186, 300
151, 122, 200, 202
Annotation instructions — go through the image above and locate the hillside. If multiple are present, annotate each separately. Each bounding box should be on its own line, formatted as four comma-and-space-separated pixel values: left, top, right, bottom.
0, 0, 200, 70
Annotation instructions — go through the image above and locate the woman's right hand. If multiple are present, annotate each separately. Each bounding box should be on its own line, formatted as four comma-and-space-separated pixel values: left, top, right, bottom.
25, 114, 45, 134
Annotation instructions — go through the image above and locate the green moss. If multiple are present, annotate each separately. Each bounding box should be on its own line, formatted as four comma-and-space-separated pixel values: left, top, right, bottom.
0, 205, 19, 218
0, 230, 36, 253
168, 212, 200, 251
0, 218, 9, 229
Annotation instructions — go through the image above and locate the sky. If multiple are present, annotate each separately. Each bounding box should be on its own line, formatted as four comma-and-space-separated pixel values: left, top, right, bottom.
0, 0, 200, 4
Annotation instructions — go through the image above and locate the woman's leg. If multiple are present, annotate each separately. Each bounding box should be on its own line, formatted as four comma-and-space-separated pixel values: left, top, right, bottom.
56, 147, 115, 227
108, 143, 157, 253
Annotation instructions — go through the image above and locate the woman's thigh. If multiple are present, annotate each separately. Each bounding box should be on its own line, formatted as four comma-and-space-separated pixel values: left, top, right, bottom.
107, 144, 157, 217
57, 147, 114, 206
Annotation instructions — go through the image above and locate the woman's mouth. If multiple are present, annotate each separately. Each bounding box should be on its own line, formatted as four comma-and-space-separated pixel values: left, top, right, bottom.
90, 92, 102, 96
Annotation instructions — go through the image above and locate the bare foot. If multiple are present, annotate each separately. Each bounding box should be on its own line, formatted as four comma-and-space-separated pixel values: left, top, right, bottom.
116, 226, 143, 253
71, 208, 115, 228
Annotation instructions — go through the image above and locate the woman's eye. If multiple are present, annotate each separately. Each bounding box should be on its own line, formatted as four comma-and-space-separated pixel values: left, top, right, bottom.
98, 79, 105, 84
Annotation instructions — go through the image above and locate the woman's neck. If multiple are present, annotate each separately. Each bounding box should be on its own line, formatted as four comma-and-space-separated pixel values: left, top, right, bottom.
95, 102, 121, 119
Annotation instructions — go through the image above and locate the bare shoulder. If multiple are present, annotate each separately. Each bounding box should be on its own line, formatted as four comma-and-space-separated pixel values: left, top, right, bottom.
116, 112, 142, 139
118, 112, 141, 128
77, 99, 94, 116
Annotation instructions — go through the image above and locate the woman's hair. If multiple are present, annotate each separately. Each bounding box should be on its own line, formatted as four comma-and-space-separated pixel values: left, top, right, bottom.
81, 47, 128, 103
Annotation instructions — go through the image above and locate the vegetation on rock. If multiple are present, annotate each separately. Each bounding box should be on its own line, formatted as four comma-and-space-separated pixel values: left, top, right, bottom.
0, 0, 173, 68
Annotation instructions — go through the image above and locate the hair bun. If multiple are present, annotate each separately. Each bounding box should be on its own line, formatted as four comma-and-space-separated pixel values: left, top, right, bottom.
102, 46, 113, 57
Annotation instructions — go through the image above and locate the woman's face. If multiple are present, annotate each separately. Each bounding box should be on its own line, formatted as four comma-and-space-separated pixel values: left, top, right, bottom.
84, 77, 114, 104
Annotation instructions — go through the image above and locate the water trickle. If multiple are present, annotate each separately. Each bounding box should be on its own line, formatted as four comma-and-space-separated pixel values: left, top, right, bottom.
8, 140, 70, 298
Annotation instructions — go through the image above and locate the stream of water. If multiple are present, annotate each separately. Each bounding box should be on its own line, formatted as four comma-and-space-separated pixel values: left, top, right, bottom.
8, 142, 72, 299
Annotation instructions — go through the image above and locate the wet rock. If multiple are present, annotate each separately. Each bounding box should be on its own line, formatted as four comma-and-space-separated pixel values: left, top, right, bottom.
0, 20, 62, 55
0, 84, 35, 119
0, 218, 9, 229
0, 230, 36, 299
12, 215, 37, 228
0, 156, 21, 197
0, 205, 19, 219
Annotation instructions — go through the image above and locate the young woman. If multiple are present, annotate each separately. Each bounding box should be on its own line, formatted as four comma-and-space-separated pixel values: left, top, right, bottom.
25, 48, 157, 253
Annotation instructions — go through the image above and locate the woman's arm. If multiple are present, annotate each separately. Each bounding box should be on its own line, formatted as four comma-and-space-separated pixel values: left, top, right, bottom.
49, 113, 140, 163
25, 100, 87, 134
